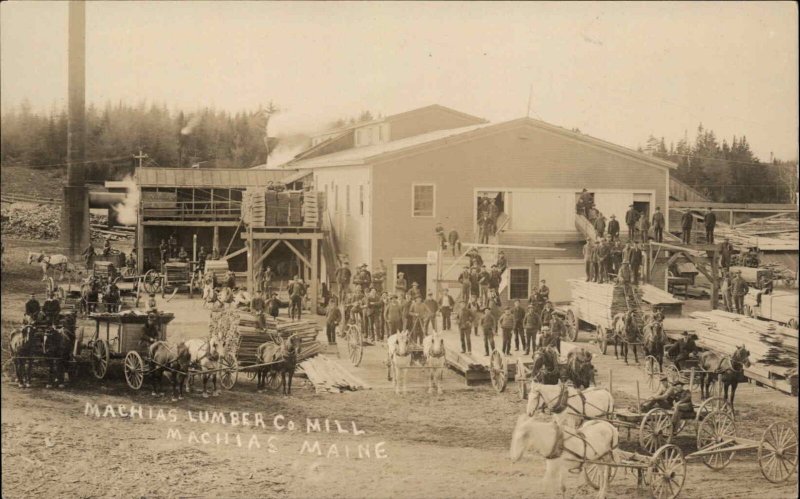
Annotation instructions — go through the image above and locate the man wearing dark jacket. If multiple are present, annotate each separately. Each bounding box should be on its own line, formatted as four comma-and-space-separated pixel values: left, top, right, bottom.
384, 296, 404, 336
630, 243, 643, 285
25, 294, 40, 323
625, 205, 640, 241
424, 292, 439, 333
595, 238, 611, 283
583, 240, 595, 281
458, 267, 472, 302
439, 289, 455, 331
704, 207, 717, 244
481, 307, 497, 356
681, 211, 694, 245
652, 207, 665, 243
512, 300, 526, 352
607, 215, 620, 241
458, 304, 473, 353
325, 300, 342, 344
720, 238, 735, 270
523, 304, 540, 355
593, 213, 606, 237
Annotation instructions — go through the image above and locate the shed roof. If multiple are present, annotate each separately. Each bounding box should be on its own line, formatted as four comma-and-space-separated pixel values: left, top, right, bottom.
135, 168, 295, 188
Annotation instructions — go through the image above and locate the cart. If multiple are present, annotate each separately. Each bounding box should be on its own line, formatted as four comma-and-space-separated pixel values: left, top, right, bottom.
582, 444, 687, 499
140, 261, 201, 299
4, 312, 81, 385
743, 289, 798, 329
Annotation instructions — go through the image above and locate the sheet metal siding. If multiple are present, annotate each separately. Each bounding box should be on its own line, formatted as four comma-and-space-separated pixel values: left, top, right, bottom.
371, 124, 667, 271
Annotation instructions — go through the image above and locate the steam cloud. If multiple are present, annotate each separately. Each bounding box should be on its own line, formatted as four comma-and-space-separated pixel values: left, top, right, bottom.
112, 175, 139, 226
181, 115, 202, 136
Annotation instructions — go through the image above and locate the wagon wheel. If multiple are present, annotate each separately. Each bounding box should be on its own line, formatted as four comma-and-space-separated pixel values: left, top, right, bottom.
91, 339, 109, 379
143, 269, 162, 294
583, 452, 618, 490
123, 351, 146, 390
648, 444, 686, 499
515, 358, 528, 400
564, 310, 578, 342
639, 408, 674, 454
697, 397, 734, 423
489, 349, 507, 393
598, 325, 608, 355
758, 421, 798, 483
787, 318, 798, 330
265, 370, 283, 391
663, 364, 682, 384
784, 277, 796, 289
245, 368, 258, 381
644, 355, 661, 391
695, 410, 736, 470
218, 353, 238, 390
346, 323, 364, 367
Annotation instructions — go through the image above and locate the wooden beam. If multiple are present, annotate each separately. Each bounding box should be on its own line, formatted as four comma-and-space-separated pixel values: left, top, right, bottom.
311, 238, 319, 314
462, 242, 566, 252
671, 201, 798, 211
254, 240, 281, 268
223, 220, 243, 257
242, 232, 324, 240
283, 240, 311, 268
222, 246, 247, 261
143, 221, 240, 227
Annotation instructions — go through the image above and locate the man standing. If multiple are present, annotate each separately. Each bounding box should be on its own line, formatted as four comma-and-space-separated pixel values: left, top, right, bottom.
458, 304, 473, 354
704, 207, 717, 244
394, 271, 407, 297
488, 199, 499, 236
652, 207, 665, 243
459, 266, 471, 302
289, 276, 306, 320
593, 211, 606, 237
630, 243, 643, 285
578, 188, 593, 217
448, 228, 461, 257
731, 271, 749, 314
479, 214, 490, 244
537, 280, 550, 304
489, 265, 502, 295
357, 264, 372, 292
325, 298, 342, 345
512, 300, 525, 352
158, 239, 168, 267
434, 222, 446, 250
409, 296, 429, 344
102, 237, 112, 257
467, 295, 481, 338
424, 291, 439, 332
42, 291, 61, 326
638, 212, 650, 243
408, 282, 422, 301
481, 307, 497, 356
523, 304, 540, 355
499, 307, 515, 355
595, 238, 611, 283
496, 251, 507, 274
384, 295, 403, 336
168, 232, 178, 258
681, 210, 694, 245
583, 240, 595, 281
263, 266, 275, 295
607, 215, 620, 241
625, 204, 640, 241
24, 294, 40, 323
439, 288, 455, 331
82, 244, 95, 269
366, 288, 381, 341
720, 272, 732, 312
720, 238, 735, 270
197, 246, 207, 273
335, 261, 352, 298
610, 240, 623, 276
478, 265, 490, 301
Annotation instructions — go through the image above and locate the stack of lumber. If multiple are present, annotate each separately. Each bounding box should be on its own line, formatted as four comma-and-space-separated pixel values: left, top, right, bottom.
735, 216, 798, 237
640, 284, 683, 316
300, 355, 370, 393
274, 192, 290, 226
444, 349, 490, 383
688, 310, 798, 368
567, 280, 643, 326
204, 260, 229, 282
265, 190, 279, 226
241, 188, 267, 226
302, 191, 319, 228
288, 192, 303, 225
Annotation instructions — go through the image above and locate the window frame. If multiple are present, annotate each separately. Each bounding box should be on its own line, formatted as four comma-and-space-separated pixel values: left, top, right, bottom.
411, 183, 436, 218
508, 267, 531, 300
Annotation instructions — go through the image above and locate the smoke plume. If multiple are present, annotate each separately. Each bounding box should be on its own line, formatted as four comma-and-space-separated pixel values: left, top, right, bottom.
112, 175, 139, 226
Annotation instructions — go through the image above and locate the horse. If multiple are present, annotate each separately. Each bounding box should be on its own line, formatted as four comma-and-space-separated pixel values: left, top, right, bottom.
9, 325, 35, 388
387, 329, 413, 394
510, 415, 619, 499
184, 337, 225, 397
148, 341, 191, 401
642, 319, 667, 372
256, 335, 301, 395
42, 324, 75, 388
28, 252, 73, 281
611, 312, 640, 364
422, 329, 446, 395
699, 345, 751, 411
526, 382, 615, 428
564, 347, 595, 389
531, 346, 561, 385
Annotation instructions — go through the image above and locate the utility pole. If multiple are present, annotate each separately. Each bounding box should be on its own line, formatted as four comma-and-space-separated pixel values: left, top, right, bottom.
134, 149, 148, 168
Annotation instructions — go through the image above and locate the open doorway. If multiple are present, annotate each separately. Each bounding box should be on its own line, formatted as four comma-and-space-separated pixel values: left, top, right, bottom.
633, 201, 650, 223
396, 263, 427, 297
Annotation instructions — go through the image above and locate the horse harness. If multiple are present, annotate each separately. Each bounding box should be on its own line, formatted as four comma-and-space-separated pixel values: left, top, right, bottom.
532, 385, 611, 419
543, 421, 612, 467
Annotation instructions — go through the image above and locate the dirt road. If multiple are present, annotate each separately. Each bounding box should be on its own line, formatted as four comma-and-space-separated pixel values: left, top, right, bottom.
1, 239, 797, 498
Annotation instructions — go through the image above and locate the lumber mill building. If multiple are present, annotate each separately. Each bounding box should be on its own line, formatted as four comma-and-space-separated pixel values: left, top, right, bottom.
275, 104, 677, 303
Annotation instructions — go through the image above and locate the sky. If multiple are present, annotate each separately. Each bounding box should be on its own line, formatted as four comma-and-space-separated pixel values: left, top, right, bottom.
1, 1, 797, 160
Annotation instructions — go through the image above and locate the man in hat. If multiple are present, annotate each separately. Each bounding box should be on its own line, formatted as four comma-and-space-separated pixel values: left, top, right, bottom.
638, 210, 650, 243
478, 265, 491, 301
142, 312, 161, 349
458, 266, 471, 302
488, 265, 501, 294
537, 280, 550, 304
625, 204, 640, 241
540, 301, 555, 328
481, 306, 497, 356
42, 291, 61, 326
168, 232, 178, 259
652, 207, 665, 243
266, 292, 282, 320
448, 228, 462, 257
408, 281, 422, 301
704, 207, 717, 244
467, 294, 482, 337
24, 293, 41, 324
523, 303, 540, 355
496, 251, 507, 274
578, 188, 593, 217
358, 264, 372, 292
365, 288, 382, 341
680, 209, 694, 245
177, 246, 189, 263
512, 299, 526, 352
669, 331, 698, 370
720, 271, 733, 312
457, 300, 473, 354
395, 271, 408, 297
262, 266, 275, 295
720, 238, 735, 270
607, 214, 620, 241
409, 295, 429, 344
593, 211, 606, 237
384, 295, 404, 337
335, 261, 352, 298
499, 307, 515, 355
670, 380, 694, 431
434, 222, 446, 250
424, 291, 439, 333
439, 288, 455, 331
630, 242, 643, 285
731, 270, 749, 315
325, 297, 342, 345
197, 246, 208, 273
102, 237, 113, 257
595, 237, 611, 283
640, 376, 673, 412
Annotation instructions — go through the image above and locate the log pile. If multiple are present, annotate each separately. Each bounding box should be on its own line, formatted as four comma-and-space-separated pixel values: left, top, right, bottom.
567, 280, 643, 326
299, 355, 370, 393
688, 310, 798, 368
1, 202, 61, 239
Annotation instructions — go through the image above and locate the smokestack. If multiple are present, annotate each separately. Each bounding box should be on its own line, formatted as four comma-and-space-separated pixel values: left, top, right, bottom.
61, 1, 90, 258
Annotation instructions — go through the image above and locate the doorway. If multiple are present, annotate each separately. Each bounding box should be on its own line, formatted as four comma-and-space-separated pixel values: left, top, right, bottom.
396, 264, 427, 297
633, 201, 650, 222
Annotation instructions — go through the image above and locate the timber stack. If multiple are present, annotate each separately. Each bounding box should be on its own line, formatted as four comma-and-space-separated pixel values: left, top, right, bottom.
204, 260, 230, 283
639, 284, 683, 316
567, 279, 644, 325
300, 355, 370, 393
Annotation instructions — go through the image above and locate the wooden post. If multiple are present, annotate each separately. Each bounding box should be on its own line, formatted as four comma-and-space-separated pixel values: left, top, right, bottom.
136, 187, 144, 275
609, 369, 613, 393
710, 246, 719, 310
311, 238, 319, 315
689, 368, 695, 392
212, 225, 220, 256
636, 380, 641, 413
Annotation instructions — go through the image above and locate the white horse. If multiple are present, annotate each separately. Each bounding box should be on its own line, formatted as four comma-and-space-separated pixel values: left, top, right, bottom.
526, 382, 614, 428
422, 329, 446, 395
387, 329, 412, 395
28, 252, 73, 281
184, 337, 225, 397
510, 415, 619, 499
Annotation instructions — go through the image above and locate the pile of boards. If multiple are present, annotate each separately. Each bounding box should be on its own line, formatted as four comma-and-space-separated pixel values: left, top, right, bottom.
242, 187, 305, 227
445, 349, 490, 384
688, 310, 798, 368
639, 284, 683, 316
568, 280, 643, 326
204, 260, 229, 282
299, 355, 370, 393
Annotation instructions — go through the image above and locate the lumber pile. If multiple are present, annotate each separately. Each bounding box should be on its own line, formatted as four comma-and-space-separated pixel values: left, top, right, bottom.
735, 216, 798, 237
300, 355, 370, 393
568, 280, 643, 326
242, 187, 308, 227
204, 260, 229, 282
688, 310, 798, 368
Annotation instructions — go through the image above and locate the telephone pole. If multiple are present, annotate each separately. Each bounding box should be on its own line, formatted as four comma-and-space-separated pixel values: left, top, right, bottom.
134, 149, 148, 168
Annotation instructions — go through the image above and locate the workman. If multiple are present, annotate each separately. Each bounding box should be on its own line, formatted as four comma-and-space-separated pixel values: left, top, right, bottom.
625, 204, 640, 241
704, 207, 717, 244
583, 240, 595, 282
384, 295, 404, 337
512, 300, 526, 352
457, 302, 473, 354
652, 207, 665, 243
325, 298, 342, 345
680, 210, 694, 245
731, 271, 749, 315
447, 229, 462, 257
593, 212, 606, 237
42, 292, 61, 325
523, 304, 540, 356
25, 293, 41, 323
439, 288, 455, 331
607, 214, 620, 241
499, 307, 515, 355
481, 306, 497, 356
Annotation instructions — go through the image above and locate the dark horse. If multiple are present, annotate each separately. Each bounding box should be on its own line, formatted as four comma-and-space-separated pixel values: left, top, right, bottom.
563, 347, 595, 389
42, 323, 75, 388
699, 345, 751, 412
149, 341, 191, 401
530, 347, 561, 385
9, 325, 35, 388
643, 320, 667, 372
256, 335, 302, 395
612, 312, 640, 364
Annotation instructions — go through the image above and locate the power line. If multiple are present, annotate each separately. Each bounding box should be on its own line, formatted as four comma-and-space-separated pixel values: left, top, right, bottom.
651, 151, 795, 168
0, 156, 131, 169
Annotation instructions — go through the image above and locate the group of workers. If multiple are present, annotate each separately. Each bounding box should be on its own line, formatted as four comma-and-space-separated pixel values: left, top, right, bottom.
680, 207, 718, 245
24, 292, 62, 326
720, 270, 751, 314
578, 191, 667, 243
477, 195, 501, 245
583, 238, 645, 285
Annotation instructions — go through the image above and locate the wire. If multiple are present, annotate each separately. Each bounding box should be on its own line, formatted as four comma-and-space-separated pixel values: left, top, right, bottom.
0, 156, 132, 169
651, 152, 795, 168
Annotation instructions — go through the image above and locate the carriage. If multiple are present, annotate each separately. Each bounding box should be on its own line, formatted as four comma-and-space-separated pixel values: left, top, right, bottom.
4, 312, 80, 386
140, 261, 202, 299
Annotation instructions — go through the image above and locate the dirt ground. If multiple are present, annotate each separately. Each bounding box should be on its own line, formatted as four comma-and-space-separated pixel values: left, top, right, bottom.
1, 238, 798, 498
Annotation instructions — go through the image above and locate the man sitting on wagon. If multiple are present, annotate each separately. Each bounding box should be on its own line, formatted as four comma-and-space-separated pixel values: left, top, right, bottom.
668, 331, 698, 370
639, 376, 673, 412
670, 380, 695, 431
141, 312, 161, 352
24, 293, 41, 324
42, 292, 61, 326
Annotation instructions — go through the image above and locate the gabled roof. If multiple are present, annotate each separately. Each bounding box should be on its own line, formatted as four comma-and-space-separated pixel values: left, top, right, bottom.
282, 118, 677, 171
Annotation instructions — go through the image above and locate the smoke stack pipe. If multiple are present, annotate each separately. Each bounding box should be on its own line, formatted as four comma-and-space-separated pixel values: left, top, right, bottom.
61, 1, 90, 258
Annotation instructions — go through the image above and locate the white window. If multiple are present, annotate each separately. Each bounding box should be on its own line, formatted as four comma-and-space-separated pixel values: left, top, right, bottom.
359, 185, 364, 215
509, 268, 530, 300
346, 185, 351, 215
412, 184, 435, 218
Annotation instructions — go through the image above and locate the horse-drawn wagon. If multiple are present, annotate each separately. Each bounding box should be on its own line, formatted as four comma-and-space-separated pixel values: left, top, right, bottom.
5, 311, 80, 388
140, 261, 202, 299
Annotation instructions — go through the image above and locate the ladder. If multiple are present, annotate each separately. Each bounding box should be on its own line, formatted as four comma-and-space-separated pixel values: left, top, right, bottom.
622, 283, 646, 336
